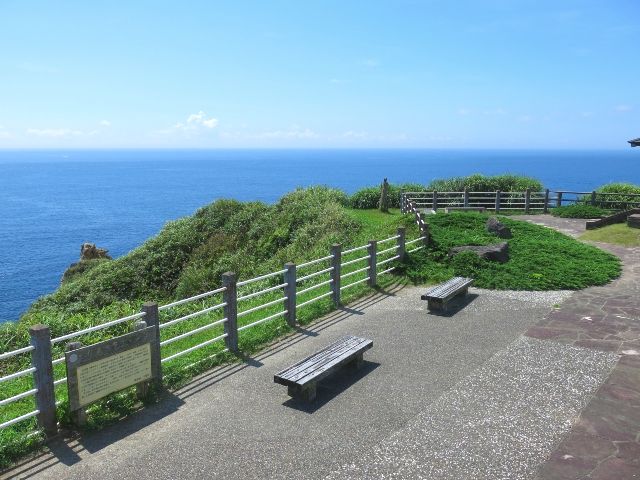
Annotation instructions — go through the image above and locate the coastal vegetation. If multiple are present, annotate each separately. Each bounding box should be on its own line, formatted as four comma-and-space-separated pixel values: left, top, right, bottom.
348, 174, 543, 209
0, 183, 622, 467
594, 182, 640, 209
551, 204, 610, 218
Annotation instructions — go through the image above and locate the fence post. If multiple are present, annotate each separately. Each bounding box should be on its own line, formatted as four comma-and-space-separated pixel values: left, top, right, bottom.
495, 191, 501, 213
141, 302, 162, 383
367, 240, 377, 287
432, 191, 438, 211
525, 188, 531, 214
556, 191, 563, 208
29, 325, 57, 437
463, 188, 469, 208
400, 192, 405, 213
222, 272, 239, 353
330, 244, 341, 307
66, 341, 87, 426
591, 191, 597, 206
283, 263, 296, 327
543, 189, 550, 213
396, 227, 406, 261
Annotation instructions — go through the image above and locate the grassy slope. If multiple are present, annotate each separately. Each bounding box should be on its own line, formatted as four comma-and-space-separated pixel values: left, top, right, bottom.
0, 201, 622, 467
0, 193, 415, 467
581, 223, 640, 247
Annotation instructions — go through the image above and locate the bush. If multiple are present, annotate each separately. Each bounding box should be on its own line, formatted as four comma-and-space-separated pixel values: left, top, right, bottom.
349, 183, 429, 209
551, 204, 610, 218
426, 174, 543, 192
595, 183, 640, 210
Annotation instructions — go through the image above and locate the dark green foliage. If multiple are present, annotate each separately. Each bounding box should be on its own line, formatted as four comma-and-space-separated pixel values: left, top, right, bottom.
426, 174, 543, 192
403, 212, 620, 290
551, 204, 610, 218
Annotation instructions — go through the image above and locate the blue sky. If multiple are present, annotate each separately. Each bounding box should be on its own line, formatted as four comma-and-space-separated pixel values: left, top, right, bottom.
0, 1, 638, 149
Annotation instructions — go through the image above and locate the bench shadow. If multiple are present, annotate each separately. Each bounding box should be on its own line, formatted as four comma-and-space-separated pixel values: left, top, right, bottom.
281, 361, 380, 414
2, 391, 185, 479
426, 293, 479, 317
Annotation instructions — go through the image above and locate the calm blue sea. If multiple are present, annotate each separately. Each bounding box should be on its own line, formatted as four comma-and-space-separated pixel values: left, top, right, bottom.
1, 148, 639, 322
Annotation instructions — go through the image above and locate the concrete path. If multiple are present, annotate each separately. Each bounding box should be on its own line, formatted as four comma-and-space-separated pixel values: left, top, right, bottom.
515, 215, 640, 479
4, 214, 638, 479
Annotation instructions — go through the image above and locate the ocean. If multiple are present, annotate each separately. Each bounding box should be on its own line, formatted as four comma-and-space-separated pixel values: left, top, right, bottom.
1, 148, 639, 323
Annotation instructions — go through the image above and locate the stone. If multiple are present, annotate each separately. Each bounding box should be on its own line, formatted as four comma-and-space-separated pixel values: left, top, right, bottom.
80, 243, 112, 261
486, 216, 512, 238
449, 242, 509, 263
627, 213, 640, 229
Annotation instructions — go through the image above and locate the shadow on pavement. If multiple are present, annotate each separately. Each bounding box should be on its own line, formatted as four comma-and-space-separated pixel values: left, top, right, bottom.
282, 360, 381, 414
3, 392, 184, 479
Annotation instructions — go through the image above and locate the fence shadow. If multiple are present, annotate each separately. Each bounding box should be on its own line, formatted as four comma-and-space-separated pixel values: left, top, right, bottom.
282, 360, 381, 414
172, 282, 403, 401
2, 391, 185, 479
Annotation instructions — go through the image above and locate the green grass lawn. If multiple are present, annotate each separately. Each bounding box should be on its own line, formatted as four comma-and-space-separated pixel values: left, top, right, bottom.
580, 223, 640, 247
399, 212, 621, 290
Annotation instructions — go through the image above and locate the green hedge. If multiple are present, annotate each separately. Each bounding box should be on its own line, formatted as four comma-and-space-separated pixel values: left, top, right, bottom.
595, 183, 640, 210
349, 175, 544, 210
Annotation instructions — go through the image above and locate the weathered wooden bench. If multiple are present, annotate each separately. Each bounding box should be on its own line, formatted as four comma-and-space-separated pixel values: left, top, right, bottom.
421, 276, 474, 312
274, 335, 373, 402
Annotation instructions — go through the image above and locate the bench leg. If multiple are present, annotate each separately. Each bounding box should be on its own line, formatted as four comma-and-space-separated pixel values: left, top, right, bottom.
287, 383, 317, 402
428, 299, 446, 312
348, 352, 364, 370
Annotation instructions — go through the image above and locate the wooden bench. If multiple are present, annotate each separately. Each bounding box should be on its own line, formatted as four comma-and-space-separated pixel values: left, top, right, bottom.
421, 276, 474, 312
274, 335, 373, 402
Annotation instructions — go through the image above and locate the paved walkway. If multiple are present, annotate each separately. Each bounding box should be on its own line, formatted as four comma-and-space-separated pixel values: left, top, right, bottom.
4, 215, 639, 479
516, 215, 640, 479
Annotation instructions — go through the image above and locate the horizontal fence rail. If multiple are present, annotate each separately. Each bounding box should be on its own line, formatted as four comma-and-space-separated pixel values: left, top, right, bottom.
1, 226, 420, 442
401, 189, 640, 214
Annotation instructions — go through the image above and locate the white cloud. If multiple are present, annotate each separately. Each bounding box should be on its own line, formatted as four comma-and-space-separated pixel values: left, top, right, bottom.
615, 104, 632, 112
26, 128, 84, 138
0, 125, 12, 139
163, 111, 219, 134
100, 120, 111, 127
457, 108, 471, 116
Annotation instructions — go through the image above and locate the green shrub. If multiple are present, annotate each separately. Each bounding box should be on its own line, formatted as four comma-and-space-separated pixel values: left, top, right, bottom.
595, 183, 640, 210
349, 183, 428, 209
426, 174, 543, 192
551, 204, 609, 218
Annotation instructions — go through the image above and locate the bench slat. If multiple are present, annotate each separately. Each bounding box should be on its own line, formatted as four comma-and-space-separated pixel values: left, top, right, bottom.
289, 339, 371, 385
275, 336, 372, 387
279, 337, 366, 383
277, 336, 361, 381
422, 277, 473, 300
